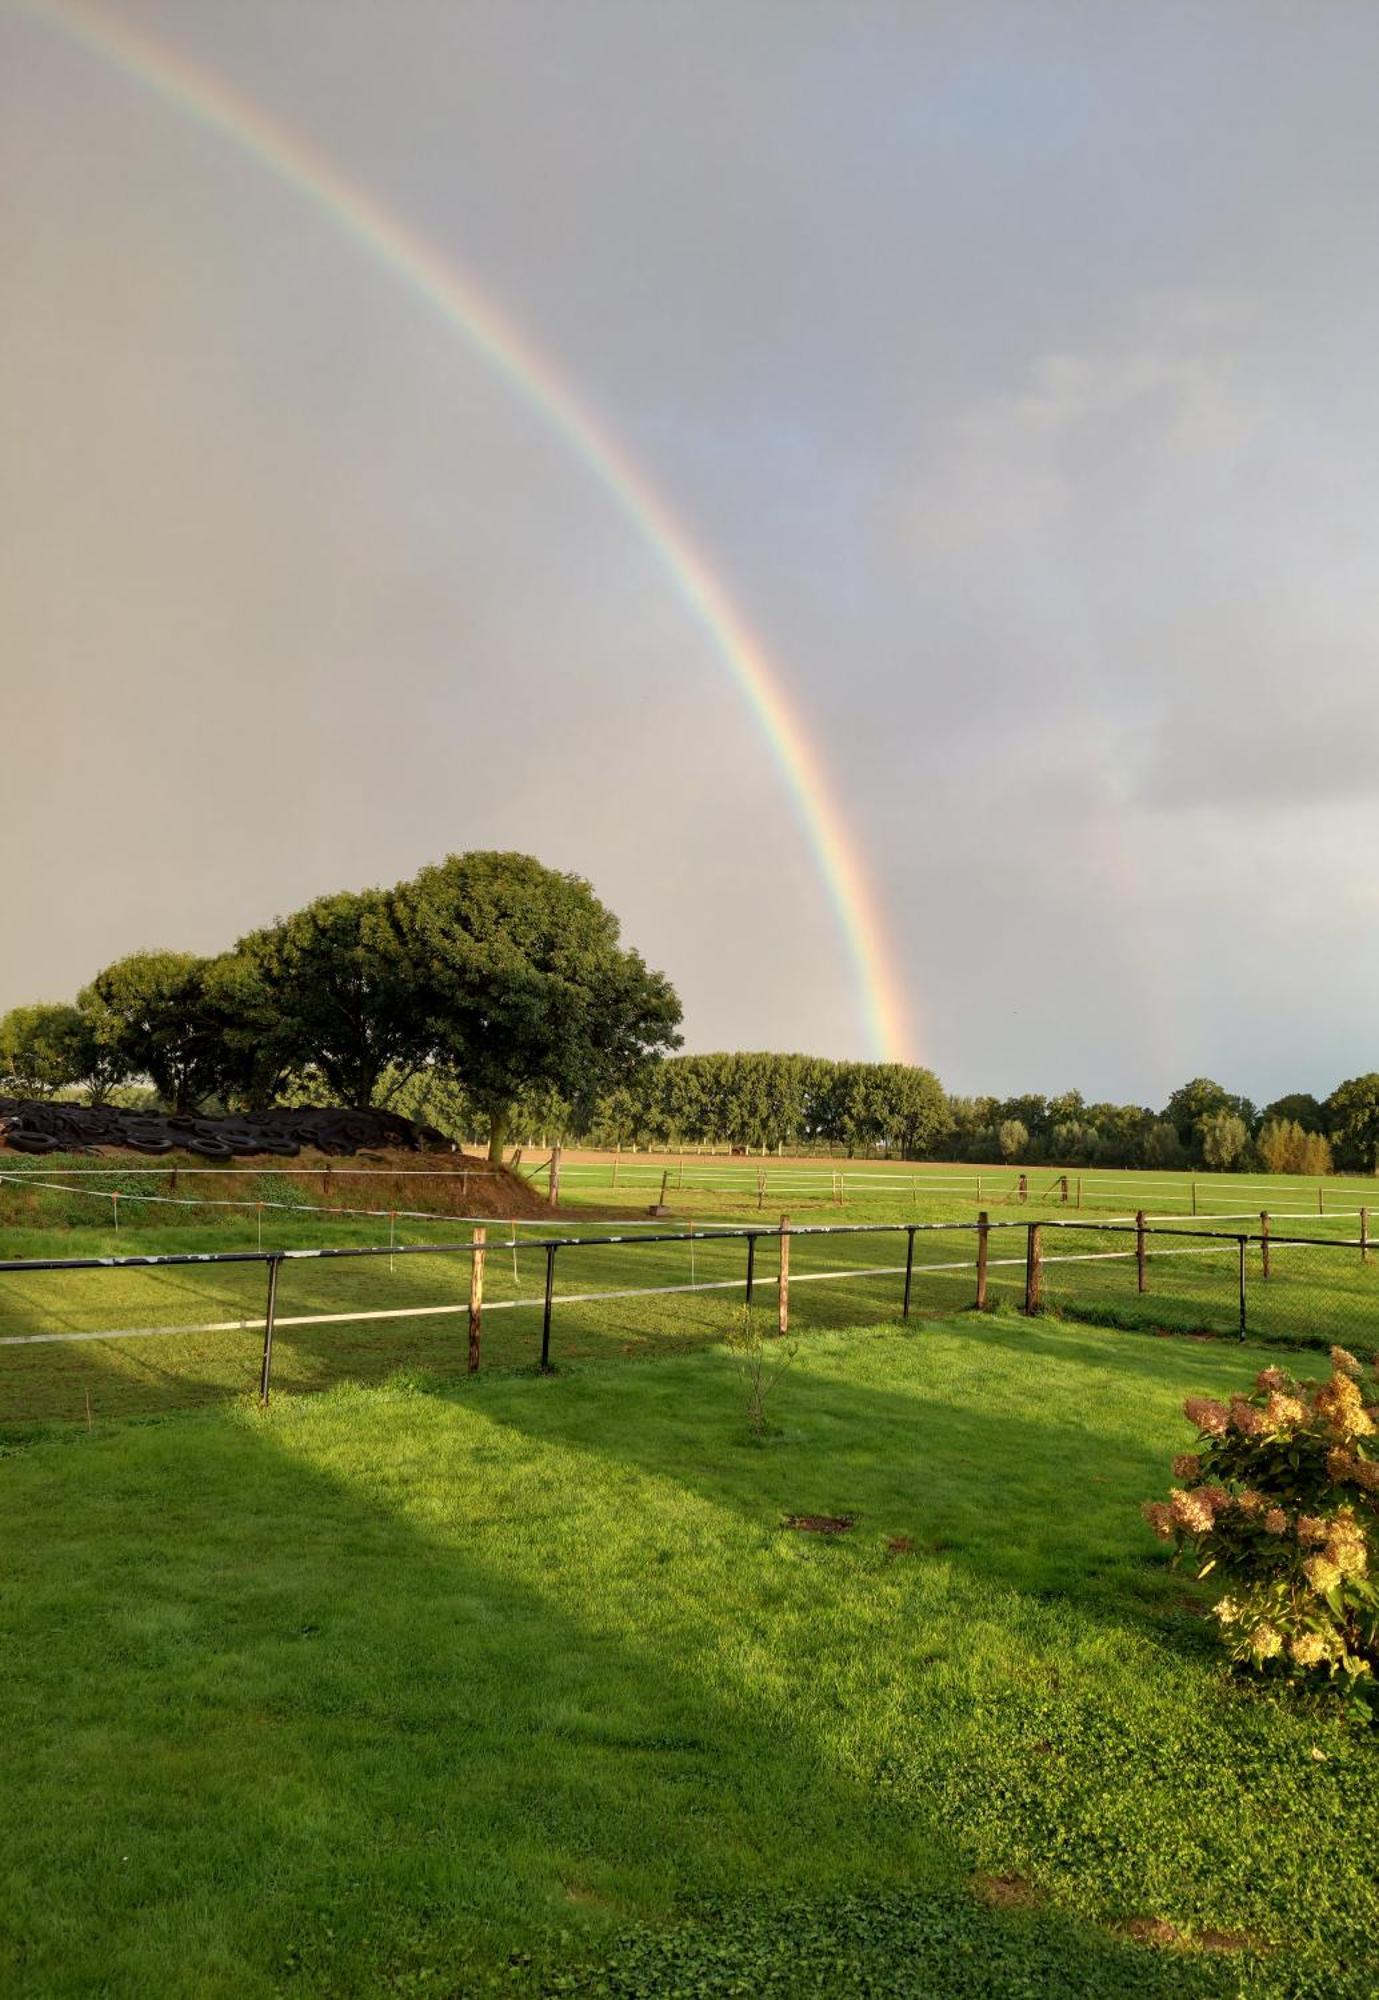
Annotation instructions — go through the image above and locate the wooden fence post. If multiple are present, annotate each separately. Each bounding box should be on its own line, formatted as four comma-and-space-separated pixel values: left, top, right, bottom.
1024, 1223, 1042, 1314
1191, 1180, 1198, 1217
1135, 1209, 1148, 1293
1018, 1172, 1028, 1205
1362, 1207, 1370, 1266
1260, 1210, 1270, 1281
757, 1169, 765, 1212
1060, 1175, 1069, 1205
548, 1145, 561, 1208
467, 1226, 486, 1374
612, 1153, 619, 1189
975, 1210, 989, 1309
1318, 1184, 1325, 1216
777, 1214, 790, 1338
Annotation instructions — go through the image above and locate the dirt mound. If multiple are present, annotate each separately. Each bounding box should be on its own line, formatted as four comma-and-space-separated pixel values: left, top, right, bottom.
276, 1149, 554, 1222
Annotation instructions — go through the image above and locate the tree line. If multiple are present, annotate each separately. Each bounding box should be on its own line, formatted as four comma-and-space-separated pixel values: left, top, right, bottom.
462, 1059, 1379, 1176
4, 859, 1377, 1173
0, 853, 681, 1161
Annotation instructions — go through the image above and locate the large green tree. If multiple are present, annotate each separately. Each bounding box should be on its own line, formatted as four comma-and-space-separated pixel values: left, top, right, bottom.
395, 852, 682, 1160
233, 889, 424, 1108
79, 952, 250, 1113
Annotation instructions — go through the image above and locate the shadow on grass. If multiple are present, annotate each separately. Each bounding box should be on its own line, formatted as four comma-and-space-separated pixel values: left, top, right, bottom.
471, 1323, 1255, 1632
0, 1389, 1225, 1999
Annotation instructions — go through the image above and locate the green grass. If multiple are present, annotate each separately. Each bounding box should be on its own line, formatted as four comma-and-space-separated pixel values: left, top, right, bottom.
3, 1149, 1378, 1427
4, 1320, 1377, 1996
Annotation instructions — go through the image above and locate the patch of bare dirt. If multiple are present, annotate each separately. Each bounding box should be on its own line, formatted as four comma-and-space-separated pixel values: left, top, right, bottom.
1125, 1918, 1181, 1948
784, 1514, 855, 1535
885, 1535, 915, 1557
973, 1873, 1041, 1911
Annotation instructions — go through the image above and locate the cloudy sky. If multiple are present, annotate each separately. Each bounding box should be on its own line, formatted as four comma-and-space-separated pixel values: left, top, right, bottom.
4, 0, 1378, 1105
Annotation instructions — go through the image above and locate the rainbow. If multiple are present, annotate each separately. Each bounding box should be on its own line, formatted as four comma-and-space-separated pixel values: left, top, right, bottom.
12, 0, 914, 1062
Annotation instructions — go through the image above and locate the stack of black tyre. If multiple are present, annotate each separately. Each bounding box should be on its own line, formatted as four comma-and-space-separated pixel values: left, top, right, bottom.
0, 1099, 454, 1159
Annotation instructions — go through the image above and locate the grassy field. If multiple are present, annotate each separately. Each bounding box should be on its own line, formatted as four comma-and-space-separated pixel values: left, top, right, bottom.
543, 1147, 1379, 1224
3, 1157, 1379, 1427
5, 1319, 1377, 1997
4, 1140, 1379, 1429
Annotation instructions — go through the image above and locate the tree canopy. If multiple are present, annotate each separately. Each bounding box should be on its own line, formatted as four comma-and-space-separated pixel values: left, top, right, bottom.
1325, 1075, 1379, 1174
78, 953, 248, 1114
394, 852, 682, 1159
233, 888, 422, 1109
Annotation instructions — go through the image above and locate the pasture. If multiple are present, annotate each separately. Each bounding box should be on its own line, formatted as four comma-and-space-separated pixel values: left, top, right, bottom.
5, 1321, 1378, 1997
3, 1151, 1378, 1429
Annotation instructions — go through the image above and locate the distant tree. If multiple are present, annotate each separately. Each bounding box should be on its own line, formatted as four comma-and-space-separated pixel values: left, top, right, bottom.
1144, 1121, 1186, 1169
395, 852, 681, 1162
1089, 1102, 1155, 1168
1325, 1075, 1379, 1174
1047, 1090, 1086, 1130
0, 1002, 113, 1099
78, 952, 248, 1113
998, 1118, 1029, 1161
997, 1095, 1050, 1141
1163, 1078, 1232, 1148
876, 1063, 951, 1159
1258, 1118, 1302, 1174
1262, 1093, 1325, 1134
945, 1096, 1000, 1161
1199, 1109, 1249, 1170
1051, 1120, 1094, 1164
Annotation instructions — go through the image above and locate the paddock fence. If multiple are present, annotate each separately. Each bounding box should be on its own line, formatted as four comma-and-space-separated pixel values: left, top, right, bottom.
3, 1213, 1378, 1429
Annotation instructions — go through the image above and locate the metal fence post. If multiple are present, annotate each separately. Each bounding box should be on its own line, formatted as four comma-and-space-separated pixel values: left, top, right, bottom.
1136, 1210, 1147, 1294
975, 1210, 989, 1308
1362, 1207, 1370, 1266
777, 1214, 790, 1337
1260, 1211, 1271, 1280
903, 1225, 915, 1319
258, 1254, 282, 1406
1024, 1223, 1042, 1314
540, 1241, 556, 1369
1238, 1235, 1248, 1339
745, 1232, 756, 1306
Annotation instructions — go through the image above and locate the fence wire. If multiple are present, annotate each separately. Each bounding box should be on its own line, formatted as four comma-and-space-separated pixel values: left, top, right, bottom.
4, 1218, 1379, 1428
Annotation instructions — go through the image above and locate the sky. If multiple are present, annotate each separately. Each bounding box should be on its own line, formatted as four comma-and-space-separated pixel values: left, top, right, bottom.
4, 0, 1378, 1107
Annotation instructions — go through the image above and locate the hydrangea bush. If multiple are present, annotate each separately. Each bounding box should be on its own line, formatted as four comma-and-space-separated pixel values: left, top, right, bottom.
1143, 1348, 1379, 1700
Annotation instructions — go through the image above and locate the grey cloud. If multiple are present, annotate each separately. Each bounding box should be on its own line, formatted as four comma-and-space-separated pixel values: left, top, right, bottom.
5, 1, 1379, 1099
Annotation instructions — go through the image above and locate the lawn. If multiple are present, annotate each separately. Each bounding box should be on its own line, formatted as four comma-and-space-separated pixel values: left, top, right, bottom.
4, 1319, 1376, 1996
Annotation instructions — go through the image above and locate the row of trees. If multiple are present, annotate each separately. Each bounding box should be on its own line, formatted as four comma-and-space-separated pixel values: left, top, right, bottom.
4, 872, 1377, 1171
393, 1060, 1379, 1175
0, 854, 682, 1159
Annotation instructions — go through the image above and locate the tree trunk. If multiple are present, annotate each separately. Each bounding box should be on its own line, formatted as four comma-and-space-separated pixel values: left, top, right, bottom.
487, 1102, 511, 1164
